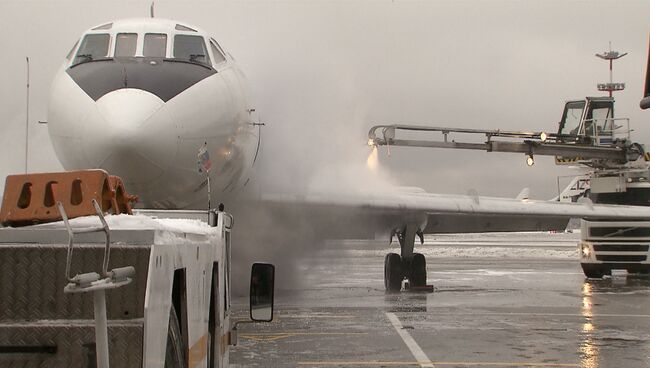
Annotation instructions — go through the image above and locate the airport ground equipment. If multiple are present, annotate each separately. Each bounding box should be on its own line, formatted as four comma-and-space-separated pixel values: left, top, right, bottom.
0, 170, 137, 227
579, 219, 650, 277
368, 96, 650, 279
0, 173, 275, 367
568, 40, 650, 277
368, 97, 643, 169
368, 97, 650, 280
368, 106, 650, 280
368, 54, 650, 280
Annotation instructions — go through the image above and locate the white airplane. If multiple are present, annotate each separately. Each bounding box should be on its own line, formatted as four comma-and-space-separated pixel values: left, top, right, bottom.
46, 17, 650, 291
48, 18, 257, 210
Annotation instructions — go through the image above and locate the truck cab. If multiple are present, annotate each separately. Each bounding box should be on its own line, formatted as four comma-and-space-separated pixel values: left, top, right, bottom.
557, 97, 626, 146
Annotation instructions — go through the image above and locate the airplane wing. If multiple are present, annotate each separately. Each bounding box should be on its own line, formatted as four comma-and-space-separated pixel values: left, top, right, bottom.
256, 188, 650, 236
239, 187, 650, 291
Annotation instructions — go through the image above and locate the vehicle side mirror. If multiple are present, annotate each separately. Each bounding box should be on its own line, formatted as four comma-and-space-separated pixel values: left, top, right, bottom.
249, 263, 274, 322
641, 96, 650, 110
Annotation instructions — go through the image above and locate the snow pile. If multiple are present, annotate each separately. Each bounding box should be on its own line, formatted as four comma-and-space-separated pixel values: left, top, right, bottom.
32, 214, 216, 235
338, 246, 578, 259
416, 245, 578, 259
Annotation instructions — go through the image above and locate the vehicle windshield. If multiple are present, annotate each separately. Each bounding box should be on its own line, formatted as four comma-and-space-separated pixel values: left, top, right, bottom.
585, 101, 614, 137
559, 101, 585, 136
173, 35, 211, 66
74, 34, 110, 65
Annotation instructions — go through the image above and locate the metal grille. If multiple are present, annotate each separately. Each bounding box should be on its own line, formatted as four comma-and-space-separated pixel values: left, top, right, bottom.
0, 244, 150, 321
0, 322, 143, 368
595, 254, 647, 262
593, 243, 650, 252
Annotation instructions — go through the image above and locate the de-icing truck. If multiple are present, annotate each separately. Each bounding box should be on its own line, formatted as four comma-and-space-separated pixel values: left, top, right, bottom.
0, 170, 274, 367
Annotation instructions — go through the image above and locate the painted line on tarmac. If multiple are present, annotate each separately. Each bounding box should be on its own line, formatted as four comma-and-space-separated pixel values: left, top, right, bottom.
277, 314, 356, 319
386, 312, 434, 368
297, 361, 579, 367
239, 332, 367, 342
419, 311, 650, 318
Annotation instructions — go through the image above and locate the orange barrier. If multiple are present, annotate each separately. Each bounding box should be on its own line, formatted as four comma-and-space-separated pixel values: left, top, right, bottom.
0, 170, 138, 227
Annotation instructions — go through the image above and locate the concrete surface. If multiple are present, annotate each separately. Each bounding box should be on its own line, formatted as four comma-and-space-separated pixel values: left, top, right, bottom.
231, 232, 650, 367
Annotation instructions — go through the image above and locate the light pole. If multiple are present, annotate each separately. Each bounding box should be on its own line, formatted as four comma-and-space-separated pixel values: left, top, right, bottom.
595, 43, 627, 97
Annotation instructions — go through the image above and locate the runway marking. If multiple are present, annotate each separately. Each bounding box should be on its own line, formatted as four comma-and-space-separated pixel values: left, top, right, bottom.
385, 312, 434, 368
419, 311, 650, 318
277, 314, 357, 319
297, 361, 579, 367
239, 332, 367, 342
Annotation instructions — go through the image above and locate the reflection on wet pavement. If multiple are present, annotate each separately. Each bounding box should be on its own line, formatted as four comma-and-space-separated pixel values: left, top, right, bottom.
231, 235, 650, 367
579, 277, 650, 368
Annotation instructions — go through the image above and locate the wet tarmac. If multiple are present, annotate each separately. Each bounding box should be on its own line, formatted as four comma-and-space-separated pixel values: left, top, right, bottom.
230, 232, 650, 367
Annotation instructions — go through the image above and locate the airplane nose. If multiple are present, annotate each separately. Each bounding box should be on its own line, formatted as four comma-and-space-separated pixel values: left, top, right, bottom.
83, 89, 176, 185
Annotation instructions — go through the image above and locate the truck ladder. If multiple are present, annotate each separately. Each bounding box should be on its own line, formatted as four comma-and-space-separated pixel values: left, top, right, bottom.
58, 199, 135, 368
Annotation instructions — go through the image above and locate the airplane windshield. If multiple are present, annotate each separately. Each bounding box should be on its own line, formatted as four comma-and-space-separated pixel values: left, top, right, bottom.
144, 33, 167, 57
173, 35, 211, 66
210, 41, 226, 65
74, 34, 110, 65
66, 40, 79, 61
115, 33, 138, 57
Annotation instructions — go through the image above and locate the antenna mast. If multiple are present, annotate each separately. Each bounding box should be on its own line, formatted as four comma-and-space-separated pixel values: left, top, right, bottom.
596, 42, 627, 97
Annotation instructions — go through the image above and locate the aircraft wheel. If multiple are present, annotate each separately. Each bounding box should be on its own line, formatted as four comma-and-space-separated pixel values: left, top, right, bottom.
410, 253, 427, 287
384, 253, 402, 292
627, 267, 650, 275
165, 304, 186, 368
581, 264, 606, 279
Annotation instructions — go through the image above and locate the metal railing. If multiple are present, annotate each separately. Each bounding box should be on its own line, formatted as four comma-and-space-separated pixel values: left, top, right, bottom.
582, 117, 631, 144
58, 199, 135, 368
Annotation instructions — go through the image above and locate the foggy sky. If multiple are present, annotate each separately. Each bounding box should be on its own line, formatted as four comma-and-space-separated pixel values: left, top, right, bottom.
1, 0, 649, 201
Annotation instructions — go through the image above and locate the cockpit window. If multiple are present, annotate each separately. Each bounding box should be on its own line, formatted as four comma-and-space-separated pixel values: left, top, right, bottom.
175, 24, 197, 32
92, 23, 113, 31
74, 34, 110, 64
209, 40, 226, 65
144, 33, 167, 57
115, 33, 138, 57
66, 40, 79, 60
173, 35, 211, 66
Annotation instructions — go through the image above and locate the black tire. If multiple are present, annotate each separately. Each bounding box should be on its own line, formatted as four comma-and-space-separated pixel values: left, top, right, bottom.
410, 253, 427, 287
627, 267, 650, 276
581, 264, 606, 279
384, 253, 402, 292
165, 304, 186, 368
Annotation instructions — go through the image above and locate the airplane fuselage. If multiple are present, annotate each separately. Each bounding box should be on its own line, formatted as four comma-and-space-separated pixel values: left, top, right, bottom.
48, 18, 258, 209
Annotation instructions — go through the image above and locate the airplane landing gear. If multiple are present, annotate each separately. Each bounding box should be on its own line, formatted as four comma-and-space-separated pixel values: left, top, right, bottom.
410, 253, 427, 287
383, 252, 428, 292
384, 225, 428, 291
384, 253, 402, 292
